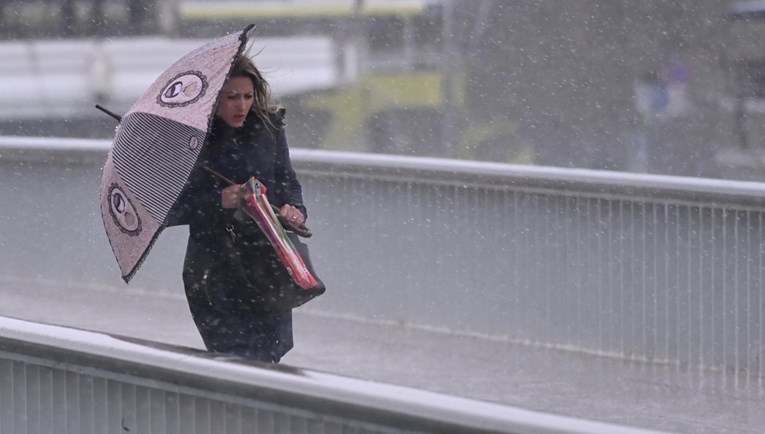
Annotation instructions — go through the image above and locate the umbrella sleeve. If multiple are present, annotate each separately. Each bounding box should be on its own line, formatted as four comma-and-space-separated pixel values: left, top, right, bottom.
242, 177, 319, 290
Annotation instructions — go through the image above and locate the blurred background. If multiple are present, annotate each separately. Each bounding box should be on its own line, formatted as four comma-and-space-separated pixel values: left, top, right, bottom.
1, 0, 765, 181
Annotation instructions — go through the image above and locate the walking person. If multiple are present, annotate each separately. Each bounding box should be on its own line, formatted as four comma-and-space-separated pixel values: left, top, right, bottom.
168, 54, 308, 363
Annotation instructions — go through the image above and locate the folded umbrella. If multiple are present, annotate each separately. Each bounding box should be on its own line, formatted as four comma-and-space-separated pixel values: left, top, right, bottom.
241, 177, 319, 290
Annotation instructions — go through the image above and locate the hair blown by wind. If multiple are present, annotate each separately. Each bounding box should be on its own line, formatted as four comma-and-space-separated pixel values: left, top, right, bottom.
229, 51, 282, 132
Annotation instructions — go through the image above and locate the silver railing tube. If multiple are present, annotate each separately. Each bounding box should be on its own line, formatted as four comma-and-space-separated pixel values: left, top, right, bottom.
0, 316, 666, 434
2, 136, 765, 378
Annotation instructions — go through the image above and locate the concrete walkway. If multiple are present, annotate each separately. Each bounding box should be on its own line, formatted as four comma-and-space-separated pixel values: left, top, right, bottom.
0, 277, 763, 434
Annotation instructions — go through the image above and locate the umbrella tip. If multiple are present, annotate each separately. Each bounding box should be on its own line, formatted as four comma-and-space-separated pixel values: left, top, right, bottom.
241, 24, 256, 40
95, 104, 122, 123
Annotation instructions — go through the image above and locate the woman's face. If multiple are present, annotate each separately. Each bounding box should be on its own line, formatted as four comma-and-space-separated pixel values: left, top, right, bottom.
216, 76, 255, 128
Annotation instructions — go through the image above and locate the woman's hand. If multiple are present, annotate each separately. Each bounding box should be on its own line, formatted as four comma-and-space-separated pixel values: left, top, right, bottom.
279, 204, 304, 226
221, 184, 244, 209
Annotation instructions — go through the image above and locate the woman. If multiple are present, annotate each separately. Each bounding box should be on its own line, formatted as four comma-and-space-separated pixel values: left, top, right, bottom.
168, 54, 307, 363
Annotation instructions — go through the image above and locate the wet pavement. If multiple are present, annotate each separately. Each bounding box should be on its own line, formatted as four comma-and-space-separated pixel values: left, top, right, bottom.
1, 277, 763, 434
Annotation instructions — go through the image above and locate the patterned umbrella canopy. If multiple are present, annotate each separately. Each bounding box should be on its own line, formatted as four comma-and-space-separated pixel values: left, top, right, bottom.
100, 25, 255, 282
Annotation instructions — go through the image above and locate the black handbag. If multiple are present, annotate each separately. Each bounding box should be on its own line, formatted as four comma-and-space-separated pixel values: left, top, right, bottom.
280, 231, 326, 308
220, 214, 326, 312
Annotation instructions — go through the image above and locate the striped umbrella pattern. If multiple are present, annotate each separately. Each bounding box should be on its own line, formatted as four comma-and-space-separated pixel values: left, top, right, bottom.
100, 25, 255, 282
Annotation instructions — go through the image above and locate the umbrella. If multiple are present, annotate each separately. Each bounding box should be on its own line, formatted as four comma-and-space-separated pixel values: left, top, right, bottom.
100, 25, 255, 282
241, 177, 318, 289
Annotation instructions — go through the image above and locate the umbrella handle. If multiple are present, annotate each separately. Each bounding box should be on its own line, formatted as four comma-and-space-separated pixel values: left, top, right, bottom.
201, 165, 313, 238
281, 219, 313, 238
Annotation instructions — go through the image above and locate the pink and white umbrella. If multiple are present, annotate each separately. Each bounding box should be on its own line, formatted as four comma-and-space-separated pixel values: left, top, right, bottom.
100, 25, 255, 282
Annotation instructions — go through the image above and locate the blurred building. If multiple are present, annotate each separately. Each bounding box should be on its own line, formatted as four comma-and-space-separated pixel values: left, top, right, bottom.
2, 0, 765, 180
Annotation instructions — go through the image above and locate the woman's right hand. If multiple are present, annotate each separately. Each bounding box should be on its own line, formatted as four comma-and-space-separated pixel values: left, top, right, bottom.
221, 184, 244, 209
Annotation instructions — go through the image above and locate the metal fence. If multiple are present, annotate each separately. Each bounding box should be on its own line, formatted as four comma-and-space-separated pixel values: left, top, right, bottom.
0, 36, 336, 120
2, 136, 765, 379
0, 316, 663, 434
295, 150, 765, 379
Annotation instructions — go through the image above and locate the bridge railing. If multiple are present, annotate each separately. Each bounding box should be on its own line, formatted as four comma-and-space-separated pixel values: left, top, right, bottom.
0, 36, 337, 120
1, 136, 764, 379
0, 315, 663, 434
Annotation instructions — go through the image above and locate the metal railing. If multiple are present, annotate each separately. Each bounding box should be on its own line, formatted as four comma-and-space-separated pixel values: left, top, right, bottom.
0, 315, 664, 434
0, 36, 337, 119
2, 135, 765, 379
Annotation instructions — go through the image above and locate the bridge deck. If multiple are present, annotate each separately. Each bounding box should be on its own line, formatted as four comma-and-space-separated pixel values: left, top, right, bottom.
0, 279, 760, 434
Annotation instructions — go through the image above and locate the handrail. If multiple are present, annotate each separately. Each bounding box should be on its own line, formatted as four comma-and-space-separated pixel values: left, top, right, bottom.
1, 135, 758, 432
3, 135, 765, 207
0, 315, 667, 434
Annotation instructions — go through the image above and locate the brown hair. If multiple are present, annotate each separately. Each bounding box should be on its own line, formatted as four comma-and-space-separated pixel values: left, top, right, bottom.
228, 54, 282, 131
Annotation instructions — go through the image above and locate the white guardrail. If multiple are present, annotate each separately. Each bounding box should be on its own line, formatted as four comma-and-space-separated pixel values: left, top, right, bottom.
3, 136, 765, 376
2, 135, 765, 432
0, 36, 338, 119
0, 315, 669, 434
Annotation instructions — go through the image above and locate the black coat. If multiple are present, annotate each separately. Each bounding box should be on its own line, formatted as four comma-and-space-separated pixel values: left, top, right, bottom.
168, 109, 305, 361
169, 109, 306, 239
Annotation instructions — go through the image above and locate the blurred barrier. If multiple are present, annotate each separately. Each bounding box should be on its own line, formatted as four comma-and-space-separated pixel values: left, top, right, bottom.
0, 316, 666, 434
0, 36, 337, 119
2, 136, 765, 379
